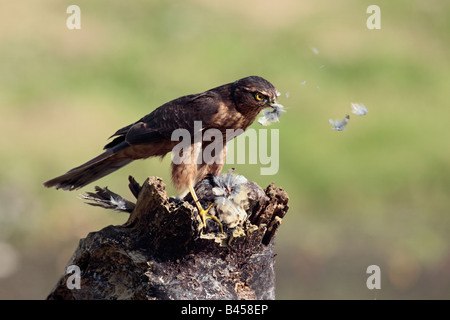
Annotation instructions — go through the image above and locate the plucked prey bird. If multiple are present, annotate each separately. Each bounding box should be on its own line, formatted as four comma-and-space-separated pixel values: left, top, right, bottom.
43, 76, 282, 231
203, 170, 266, 230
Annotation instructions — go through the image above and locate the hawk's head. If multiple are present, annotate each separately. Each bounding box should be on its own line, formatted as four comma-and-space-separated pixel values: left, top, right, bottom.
232, 76, 280, 117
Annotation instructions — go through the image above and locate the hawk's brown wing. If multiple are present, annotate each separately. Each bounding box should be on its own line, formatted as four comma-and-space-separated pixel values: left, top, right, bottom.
104, 91, 222, 149
43, 90, 224, 190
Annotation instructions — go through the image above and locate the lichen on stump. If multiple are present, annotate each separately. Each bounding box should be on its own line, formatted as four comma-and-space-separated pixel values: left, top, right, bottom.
47, 175, 289, 300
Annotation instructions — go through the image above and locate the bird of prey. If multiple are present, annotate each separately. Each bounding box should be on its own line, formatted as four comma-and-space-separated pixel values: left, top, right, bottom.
43, 76, 282, 232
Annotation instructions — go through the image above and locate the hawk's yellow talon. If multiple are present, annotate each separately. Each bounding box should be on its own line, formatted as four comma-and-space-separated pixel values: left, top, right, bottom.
189, 185, 224, 233
198, 203, 224, 233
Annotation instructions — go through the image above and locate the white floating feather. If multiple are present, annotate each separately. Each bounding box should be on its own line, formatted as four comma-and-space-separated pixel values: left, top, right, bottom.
329, 115, 350, 131
351, 103, 368, 116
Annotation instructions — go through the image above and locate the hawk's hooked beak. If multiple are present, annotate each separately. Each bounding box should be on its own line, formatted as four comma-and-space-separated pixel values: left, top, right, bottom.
268, 94, 284, 110
269, 96, 277, 105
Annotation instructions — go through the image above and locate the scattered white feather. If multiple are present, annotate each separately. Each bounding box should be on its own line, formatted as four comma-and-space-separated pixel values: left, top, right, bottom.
351, 103, 368, 116
110, 195, 127, 211
329, 115, 350, 131
212, 187, 226, 197
258, 103, 286, 126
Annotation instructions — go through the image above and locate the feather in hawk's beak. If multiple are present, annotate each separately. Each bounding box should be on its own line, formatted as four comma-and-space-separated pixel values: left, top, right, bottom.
258, 101, 286, 126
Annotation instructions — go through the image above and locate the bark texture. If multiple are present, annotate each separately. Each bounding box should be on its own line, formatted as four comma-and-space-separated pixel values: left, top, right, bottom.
47, 175, 289, 300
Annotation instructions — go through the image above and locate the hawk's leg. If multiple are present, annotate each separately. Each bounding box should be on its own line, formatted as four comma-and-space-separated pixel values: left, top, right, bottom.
188, 184, 224, 233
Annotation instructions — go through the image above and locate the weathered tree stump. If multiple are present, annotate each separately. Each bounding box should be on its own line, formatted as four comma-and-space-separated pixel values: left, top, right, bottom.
47, 175, 289, 300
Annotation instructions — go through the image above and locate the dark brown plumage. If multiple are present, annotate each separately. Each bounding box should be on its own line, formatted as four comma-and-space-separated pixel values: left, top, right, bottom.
43, 76, 280, 195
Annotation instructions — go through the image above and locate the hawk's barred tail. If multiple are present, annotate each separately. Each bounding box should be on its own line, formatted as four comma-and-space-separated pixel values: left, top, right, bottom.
43, 151, 133, 191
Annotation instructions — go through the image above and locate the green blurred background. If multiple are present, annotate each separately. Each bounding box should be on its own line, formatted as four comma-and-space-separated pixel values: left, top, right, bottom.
0, 0, 449, 299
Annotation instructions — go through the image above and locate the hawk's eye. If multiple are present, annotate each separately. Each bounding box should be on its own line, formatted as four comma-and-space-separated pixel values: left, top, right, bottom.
254, 92, 266, 101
